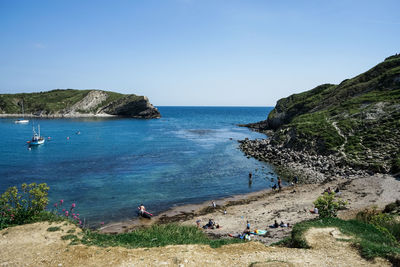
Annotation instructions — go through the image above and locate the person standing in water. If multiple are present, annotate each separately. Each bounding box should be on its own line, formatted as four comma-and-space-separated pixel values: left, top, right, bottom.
278, 177, 282, 191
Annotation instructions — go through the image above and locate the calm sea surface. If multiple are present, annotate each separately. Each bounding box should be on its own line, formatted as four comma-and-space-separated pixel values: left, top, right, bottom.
0, 107, 276, 224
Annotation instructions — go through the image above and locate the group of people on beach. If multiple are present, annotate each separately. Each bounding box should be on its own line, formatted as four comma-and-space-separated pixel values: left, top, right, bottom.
269, 219, 289, 228
201, 219, 221, 229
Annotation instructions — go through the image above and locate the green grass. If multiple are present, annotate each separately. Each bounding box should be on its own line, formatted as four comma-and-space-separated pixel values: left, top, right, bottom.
287, 111, 344, 153
287, 217, 400, 263
47, 226, 62, 232
81, 223, 243, 249
61, 234, 79, 241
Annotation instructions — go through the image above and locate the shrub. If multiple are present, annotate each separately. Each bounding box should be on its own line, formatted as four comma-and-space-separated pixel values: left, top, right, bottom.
52, 200, 83, 227
357, 205, 400, 242
0, 183, 49, 228
313, 192, 347, 218
383, 199, 400, 214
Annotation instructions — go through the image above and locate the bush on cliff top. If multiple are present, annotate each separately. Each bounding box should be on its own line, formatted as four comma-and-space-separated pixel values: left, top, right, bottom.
0, 183, 50, 228
313, 192, 347, 218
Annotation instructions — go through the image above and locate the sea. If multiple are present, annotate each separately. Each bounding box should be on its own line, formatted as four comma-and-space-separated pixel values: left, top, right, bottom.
0, 106, 277, 225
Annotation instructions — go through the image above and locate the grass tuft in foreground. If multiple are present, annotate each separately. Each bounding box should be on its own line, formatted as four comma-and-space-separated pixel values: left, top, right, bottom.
81, 224, 243, 249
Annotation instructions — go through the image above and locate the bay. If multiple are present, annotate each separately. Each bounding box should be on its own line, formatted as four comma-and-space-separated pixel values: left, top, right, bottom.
0, 106, 276, 225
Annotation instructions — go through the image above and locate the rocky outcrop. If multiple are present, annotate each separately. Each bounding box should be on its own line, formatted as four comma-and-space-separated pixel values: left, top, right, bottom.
239, 138, 369, 183
67, 90, 109, 114
101, 95, 160, 119
240, 54, 400, 179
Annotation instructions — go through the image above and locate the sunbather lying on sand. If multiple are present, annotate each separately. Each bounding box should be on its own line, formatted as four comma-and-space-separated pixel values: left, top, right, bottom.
269, 220, 279, 228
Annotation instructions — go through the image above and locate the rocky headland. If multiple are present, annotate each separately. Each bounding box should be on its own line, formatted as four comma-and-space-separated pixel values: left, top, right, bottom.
0, 89, 160, 119
239, 54, 400, 182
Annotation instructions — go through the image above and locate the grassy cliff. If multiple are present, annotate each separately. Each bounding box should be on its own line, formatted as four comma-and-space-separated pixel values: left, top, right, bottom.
0, 89, 160, 118
253, 54, 400, 174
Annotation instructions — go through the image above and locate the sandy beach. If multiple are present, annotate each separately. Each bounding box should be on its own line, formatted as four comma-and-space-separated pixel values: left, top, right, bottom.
100, 173, 400, 245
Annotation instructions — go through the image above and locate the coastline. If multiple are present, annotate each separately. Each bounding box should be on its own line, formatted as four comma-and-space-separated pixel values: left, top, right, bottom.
100, 173, 400, 245
99, 130, 400, 242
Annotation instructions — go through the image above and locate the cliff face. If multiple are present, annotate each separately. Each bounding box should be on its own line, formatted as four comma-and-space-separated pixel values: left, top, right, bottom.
0, 89, 160, 119
244, 54, 400, 174
101, 95, 160, 119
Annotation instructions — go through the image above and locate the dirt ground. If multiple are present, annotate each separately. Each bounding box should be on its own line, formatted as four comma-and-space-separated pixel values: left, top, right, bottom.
0, 221, 390, 266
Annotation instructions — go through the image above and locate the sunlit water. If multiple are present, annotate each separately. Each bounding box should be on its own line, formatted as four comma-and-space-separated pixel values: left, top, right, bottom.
0, 107, 277, 225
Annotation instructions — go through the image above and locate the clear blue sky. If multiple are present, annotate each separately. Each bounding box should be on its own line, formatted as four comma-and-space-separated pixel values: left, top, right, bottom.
1, 0, 399, 106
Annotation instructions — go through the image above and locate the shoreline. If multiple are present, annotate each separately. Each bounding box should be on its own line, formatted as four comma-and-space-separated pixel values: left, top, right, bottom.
80, 121, 399, 241
99, 187, 279, 234
100, 173, 400, 245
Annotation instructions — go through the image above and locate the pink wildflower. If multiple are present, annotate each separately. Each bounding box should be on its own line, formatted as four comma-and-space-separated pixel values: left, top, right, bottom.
71, 203, 76, 208
54, 203, 57, 207
77, 213, 79, 216
62, 209, 65, 212
100, 222, 104, 225
79, 220, 82, 225
60, 199, 64, 204
73, 216, 77, 220
65, 211, 69, 216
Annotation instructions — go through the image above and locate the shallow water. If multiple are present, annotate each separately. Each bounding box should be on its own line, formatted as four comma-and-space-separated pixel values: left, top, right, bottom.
0, 106, 276, 224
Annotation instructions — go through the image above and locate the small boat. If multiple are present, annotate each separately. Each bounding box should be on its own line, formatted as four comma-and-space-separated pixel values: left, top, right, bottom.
28, 125, 45, 145
15, 100, 29, 124
137, 206, 153, 219
15, 118, 29, 124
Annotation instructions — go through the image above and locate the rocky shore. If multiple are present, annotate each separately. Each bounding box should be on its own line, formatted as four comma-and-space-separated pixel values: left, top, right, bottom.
239, 137, 369, 183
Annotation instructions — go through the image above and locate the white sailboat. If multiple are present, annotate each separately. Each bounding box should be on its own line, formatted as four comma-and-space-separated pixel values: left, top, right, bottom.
15, 100, 29, 124
28, 124, 45, 145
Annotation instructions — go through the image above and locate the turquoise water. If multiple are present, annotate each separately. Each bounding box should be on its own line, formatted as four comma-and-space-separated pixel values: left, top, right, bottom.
0, 107, 276, 224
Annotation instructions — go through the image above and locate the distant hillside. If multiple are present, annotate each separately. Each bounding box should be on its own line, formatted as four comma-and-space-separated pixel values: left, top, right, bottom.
245, 54, 400, 174
0, 89, 160, 119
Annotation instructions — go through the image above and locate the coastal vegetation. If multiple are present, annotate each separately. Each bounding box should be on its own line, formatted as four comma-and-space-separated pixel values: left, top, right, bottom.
276, 198, 400, 264
245, 54, 400, 174
0, 183, 51, 229
285, 217, 400, 264
313, 192, 347, 218
0, 89, 161, 118
81, 224, 242, 249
